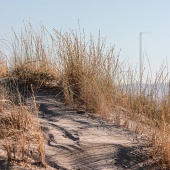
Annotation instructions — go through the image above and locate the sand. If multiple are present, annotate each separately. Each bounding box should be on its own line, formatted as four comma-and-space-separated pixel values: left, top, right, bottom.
0, 88, 161, 169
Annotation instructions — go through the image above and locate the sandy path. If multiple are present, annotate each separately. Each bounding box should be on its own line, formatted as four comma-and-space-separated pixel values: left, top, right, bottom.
34, 89, 160, 170
0, 88, 160, 169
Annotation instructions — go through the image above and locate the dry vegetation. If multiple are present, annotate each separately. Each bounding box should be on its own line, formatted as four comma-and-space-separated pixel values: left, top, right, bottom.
0, 84, 46, 167
0, 24, 170, 168
0, 52, 7, 78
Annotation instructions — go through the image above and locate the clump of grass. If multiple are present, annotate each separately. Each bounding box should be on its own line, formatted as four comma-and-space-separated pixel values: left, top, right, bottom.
0, 51, 7, 78
6, 24, 57, 88
114, 65, 170, 167
0, 85, 46, 166
52, 30, 122, 115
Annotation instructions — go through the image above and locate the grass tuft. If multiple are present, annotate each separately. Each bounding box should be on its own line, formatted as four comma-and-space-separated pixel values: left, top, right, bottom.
7, 24, 57, 88
0, 85, 46, 166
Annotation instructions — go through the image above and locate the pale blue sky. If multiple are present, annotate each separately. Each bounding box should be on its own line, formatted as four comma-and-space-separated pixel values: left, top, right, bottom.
1, 0, 170, 80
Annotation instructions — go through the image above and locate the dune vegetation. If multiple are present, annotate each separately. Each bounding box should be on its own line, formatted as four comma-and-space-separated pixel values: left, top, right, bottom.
0, 24, 170, 168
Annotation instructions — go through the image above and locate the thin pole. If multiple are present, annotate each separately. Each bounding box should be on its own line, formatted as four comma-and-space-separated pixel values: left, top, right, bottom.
139, 31, 151, 94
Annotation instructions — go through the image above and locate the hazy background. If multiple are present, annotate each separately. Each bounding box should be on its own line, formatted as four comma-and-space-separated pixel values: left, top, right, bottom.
1, 0, 170, 81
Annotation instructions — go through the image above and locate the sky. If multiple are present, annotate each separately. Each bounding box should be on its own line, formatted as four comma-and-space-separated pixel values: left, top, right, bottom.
1, 0, 170, 81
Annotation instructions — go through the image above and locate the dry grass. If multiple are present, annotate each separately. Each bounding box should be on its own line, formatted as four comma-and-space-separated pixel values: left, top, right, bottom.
7, 24, 57, 88
1, 23, 170, 168
51, 29, 170, 169
0, 52, 7, 78
52, 30, 120, 115
48, 28, 170, 167
0, 85, 46, 166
